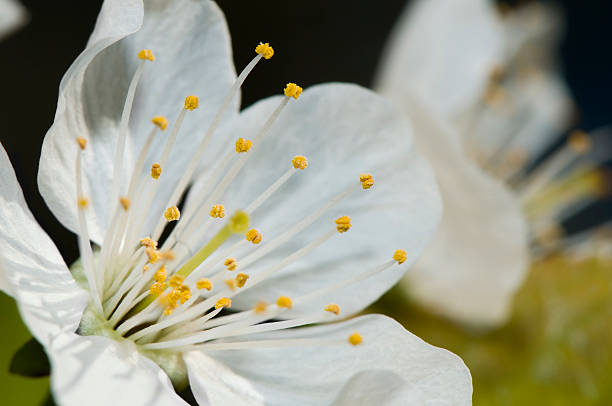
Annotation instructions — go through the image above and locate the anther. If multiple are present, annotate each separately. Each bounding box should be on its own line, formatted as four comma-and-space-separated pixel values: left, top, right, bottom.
184, 95, 199, 111
235, 138, 253, 153
225, 279, 236, 291
292, 155, 308, 170
137, 49, 155, 61
568, 129, 591, 154
276, 296, 293, 309
146, 247, 161, 264
393, 249, 407, 264
151, 163, 162, 179
335, 216, 352, 233
348, 332, 363, 346
152, 116, 168, 131
119, 196, 131, 211
215, 297, 232, 309
210, 204, 226, 218
179, 286, 191, 304
154, 267, 166, 283
76, 137, 87, 150
359, 173, 374, 190
246, 229, 262, 244
235, 273, 249, 288
160, 250, 176, 261
169, 275, 185, 289
324, 303, 340, 315
164, 304, 177, 315
224, 257, 237, 271
196, 278, 212, 291
164, 206, 180, 222
77, 197, 89, 209
140, 237, 158, 249
284, 83, 303, 100
149, 282, 165, 297
255, 42, 274, 59
254, 301, 268, 314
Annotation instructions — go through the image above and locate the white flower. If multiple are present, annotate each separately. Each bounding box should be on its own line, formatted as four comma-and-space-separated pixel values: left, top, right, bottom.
0, 0, 27, 40
375, 0, 577, 326
0, 0, 472, 405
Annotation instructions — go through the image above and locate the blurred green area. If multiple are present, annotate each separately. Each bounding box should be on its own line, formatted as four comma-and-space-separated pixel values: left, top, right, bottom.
370, 255, 612, 405
0, 292, 49, 405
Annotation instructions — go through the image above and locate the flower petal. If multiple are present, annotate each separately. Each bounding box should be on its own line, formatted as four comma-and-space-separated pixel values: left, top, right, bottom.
397, 93, 529, 326
39, 0, 237, 243
0, 0, 27, 40
185, 83, 441, 317
49, 333, 187, 406
205, 315, 472, 406
0, 144, 88, 344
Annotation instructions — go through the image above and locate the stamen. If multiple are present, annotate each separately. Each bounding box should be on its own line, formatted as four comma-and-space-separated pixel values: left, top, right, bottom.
140, 237, 158, 249
335, 216, 352, 233
151, 163, 162, 179
119, 197, 131, 211
245, 228, 262, 244
284, 82, 303, 99
235, 273, 249, 288
393, 249, 407, 264
78, 197, 89, 208
254, 301, 268, 314
324, 303, 340, 315
184, 95, 199, 111
196, 278, 212, 291
359, 173, 374, 189
235, 138, 252, 153
348, 332, 363, 346
224, 257, 237, 271
137, 49, 155, 61
152, 116, 168, 130
164, 206, 181, 222
292, 155, 308, 170
255, 42, 274, 59
76, 137, 87, 150
210, 204, 226, 218
276, 296, 293, 309
215, 297, 232, 309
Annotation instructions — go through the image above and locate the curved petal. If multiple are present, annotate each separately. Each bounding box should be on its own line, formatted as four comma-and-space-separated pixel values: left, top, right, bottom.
0, 144, 88, 344
185, 83, 441, 317
397, 92, 529, 326
205, 315, 472, 406
0, 0, 27, 40
39, 0, 237, 243
375, 0, 504, 120
49, 333, 187, 406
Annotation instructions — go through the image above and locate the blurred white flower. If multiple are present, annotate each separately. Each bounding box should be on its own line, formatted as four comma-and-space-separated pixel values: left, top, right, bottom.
0, 0, 27, 40
0, 0, 473, 405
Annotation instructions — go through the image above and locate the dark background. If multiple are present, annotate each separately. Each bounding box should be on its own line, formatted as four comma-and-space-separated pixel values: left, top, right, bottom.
0, 0, 610, 265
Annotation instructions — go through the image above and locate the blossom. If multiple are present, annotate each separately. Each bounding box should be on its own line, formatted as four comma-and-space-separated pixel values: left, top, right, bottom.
0, 0, 472, 404
0, 0, 27, 40
375, 0, 592, 326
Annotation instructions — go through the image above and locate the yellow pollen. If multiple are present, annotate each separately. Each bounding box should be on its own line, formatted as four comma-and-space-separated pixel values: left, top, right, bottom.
224, 257, 237, 271
154, 267, 166, 283
254, 301, 268, 314
284, 82, 303, 100
335, 216, 352, 233
142, 264, 150, 273
184, 95, 199, 110
245, 229, 262, 244
215, 297, 232, 309
76, 137, 87, 150
146, 247, 161, 264
235, 273, 249, 288
137, 49, 155, 61
292, 155, 308, 170
164, 303, 177, 315
179, 286, 191, 304
276, 296, 293, 309
210, 204, 226, 218
140, 237, 158, 249
151, 163, 162, 180
119, 196, 131, 211
152, 116, 168, 130
149, 282, 165, 297
168, 289, 182, 304
196, 278, 213, 291
360, 173, 374, 190
255, 42, 274, 59
393, 249, 407, 264
348, 332, 363, 346
164, 206, 180, 222
568, 129, 591, 154
169, 275, 185, 289
235, 138, 253, 153
324, 303, 340, 315
225, 279, 236, 291
77, 197, 89, 209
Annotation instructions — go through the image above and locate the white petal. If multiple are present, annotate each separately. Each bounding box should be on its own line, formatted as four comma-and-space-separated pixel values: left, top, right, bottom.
0, 144, 88, 344
49, 333, 187, 406
207, 315, 472, 406
375, 0, 504, 120
39, 0, 237, 243
186, 83, 441, 317
397, 93, 529, 326
0, 0, 27, 40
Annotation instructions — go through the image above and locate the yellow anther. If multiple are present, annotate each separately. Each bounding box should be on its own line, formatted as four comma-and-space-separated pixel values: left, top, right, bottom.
254, 301, 268, 314
164, 206, 180, 222
196, 278, 213, 291
164, 304, 177, 315
245, 229, 262, 244
77, 197, 89, 209
160, 250, 176, 261
568, 129, 591, 154
224, 257, 237, 271
146, 247, 161, 264
119, 196, 131, 211
184, 95, 199, 111
224, 279, 236, 291
210, 204, 226, 218
154, 267, 166, 283
255, 42, 274, 59
215, 297, 232, 309
168, 274, 185, 289
151, 163, 162, 180
140, 237, 158, 249
168, 289, 182, 304
393, 249, 407, 264
76, 137, 87, 150
179, 286, 191, 304
142, 264, 150, 273
137, 49, 155, 61
324, 303, 340, 315
359, 173, 374, 190
348, 332, 363, 346
152, 116, 168, 130
276, 296, 293, 309
149, 282, 165, 297
292, 155, 308, 170
335, 216, 352, 233
284, 82, 303, 100
235, 273, 249, 288
235, 138, 253, 153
